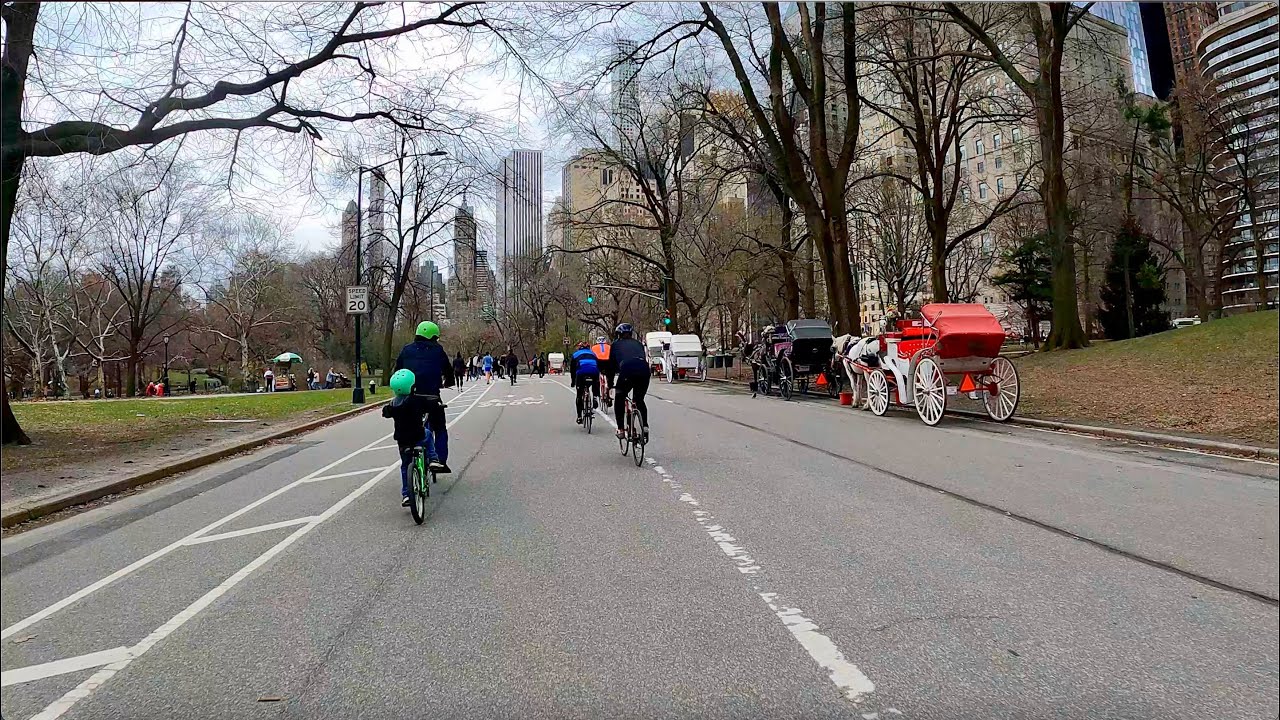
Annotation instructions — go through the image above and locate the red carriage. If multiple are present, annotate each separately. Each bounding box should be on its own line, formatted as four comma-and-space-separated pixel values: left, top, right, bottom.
845, 304, 1020, 426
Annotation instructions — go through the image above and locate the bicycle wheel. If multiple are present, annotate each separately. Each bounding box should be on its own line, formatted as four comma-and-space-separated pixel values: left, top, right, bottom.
631, 406, 645, 466
584, 403, 593, 434
409, 462, 426, 525
618, 403, 629, 455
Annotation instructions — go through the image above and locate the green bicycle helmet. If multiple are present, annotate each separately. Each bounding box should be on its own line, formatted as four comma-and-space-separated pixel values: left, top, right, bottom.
389, 368, 416, 396
416, 321, 440, 340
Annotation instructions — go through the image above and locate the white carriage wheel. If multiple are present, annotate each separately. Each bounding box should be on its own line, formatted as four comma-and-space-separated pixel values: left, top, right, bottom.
665, 362, 675, 383
912, 357, 947, 426
867, 369, 890, 416
982, 356, 1020, 422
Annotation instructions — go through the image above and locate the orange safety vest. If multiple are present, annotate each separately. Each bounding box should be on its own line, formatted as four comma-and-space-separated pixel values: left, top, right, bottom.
592, 342, 611, 361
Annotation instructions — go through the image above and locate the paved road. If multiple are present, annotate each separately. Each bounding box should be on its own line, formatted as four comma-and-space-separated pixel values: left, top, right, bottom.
2, 376, 1277, 719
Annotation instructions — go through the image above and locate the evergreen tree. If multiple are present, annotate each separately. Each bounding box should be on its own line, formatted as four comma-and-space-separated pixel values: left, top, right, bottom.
992, 233, 1054, 347
1098, 219, 1170, 339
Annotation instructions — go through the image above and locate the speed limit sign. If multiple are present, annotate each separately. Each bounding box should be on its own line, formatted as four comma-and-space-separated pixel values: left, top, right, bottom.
346, 286, 370, 315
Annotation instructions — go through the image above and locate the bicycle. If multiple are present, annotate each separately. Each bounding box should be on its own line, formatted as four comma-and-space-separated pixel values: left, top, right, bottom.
406, 393, 447, 525
576, 382, 595, 434
616, 390, 646, 466
406, 446, 435, 525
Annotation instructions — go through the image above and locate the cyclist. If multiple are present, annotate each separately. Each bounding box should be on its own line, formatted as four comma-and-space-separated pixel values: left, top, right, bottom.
393, 321, 456, 483
591, 335, 612, 406
383, 369, 441, 507
603, 323, 650, 441
569, 340, 601, 424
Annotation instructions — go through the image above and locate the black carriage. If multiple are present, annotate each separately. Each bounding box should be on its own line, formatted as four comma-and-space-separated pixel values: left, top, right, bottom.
747, 319, 837, 400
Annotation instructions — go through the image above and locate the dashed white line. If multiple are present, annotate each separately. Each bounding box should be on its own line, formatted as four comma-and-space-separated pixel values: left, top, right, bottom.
301, 467, 389, 482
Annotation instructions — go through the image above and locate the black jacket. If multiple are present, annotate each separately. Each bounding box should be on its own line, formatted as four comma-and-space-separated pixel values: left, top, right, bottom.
381, 394, 428, 447
603, 337, 648, 381
394, 337, 455, 394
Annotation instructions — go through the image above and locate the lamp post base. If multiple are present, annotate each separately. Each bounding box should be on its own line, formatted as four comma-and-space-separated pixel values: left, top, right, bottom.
352, 387, 365, 404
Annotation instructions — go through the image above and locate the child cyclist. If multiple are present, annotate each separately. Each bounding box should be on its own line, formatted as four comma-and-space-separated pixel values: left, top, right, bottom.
383, 369, 444, 507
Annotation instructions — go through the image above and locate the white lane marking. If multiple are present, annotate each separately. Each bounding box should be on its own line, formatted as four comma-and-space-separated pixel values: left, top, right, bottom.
2, 383, 485, 639
1, 647, 132, 688
180, 517, 319, 546
364, 444, 400, 452
0, 424, 396, 642
300, 467, 389, 482
28, 381, 496, 720
641, 453, 877, 704
759, 592, 875, 701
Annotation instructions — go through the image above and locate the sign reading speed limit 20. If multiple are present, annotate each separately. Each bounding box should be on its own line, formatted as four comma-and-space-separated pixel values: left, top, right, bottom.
346, 286, 370, 315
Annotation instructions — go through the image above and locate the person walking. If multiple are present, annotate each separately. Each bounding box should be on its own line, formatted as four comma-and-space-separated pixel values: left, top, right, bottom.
453, 352, 467, 387
504, 348, 518, 385
264, 366, 274, 392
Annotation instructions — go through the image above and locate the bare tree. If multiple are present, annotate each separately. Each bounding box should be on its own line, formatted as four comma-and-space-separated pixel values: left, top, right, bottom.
942, 2, 1109, 349
690, 2, 866, 332
2, 0, 532, 442
197, 213, 294, 385
95, 161, 207, 395
853, 176, 930, 312
861, 4, 1034, 302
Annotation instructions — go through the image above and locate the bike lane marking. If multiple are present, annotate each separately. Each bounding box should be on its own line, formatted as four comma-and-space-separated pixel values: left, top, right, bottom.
1, 647, 132, 688
549, 377, 881, 706
2, 383, 486, 642
19, 380, 497, 720
180, 517, 319, 546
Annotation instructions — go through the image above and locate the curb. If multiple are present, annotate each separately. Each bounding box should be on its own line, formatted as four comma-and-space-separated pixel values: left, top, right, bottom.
701, 376, 1278, 461
1, 399, 391, 530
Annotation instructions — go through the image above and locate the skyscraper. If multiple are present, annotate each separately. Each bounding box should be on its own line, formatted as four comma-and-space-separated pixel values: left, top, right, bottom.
496, 149, 544, 310
365, 170, 388, 276
612, 39, 641, 146
339, 200, 358, 271
1086, 2, 1154, 96
1165, 2, 1220, 84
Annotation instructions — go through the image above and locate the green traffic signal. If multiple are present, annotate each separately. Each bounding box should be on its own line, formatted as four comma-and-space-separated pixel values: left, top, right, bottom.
662, 316, 671, 326
587, 295, 594, 304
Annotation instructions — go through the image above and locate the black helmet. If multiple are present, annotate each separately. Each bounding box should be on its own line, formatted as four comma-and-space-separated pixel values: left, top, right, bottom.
615, 322, 634, 338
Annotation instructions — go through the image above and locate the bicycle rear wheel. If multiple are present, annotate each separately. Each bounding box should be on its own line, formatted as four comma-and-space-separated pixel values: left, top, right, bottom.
631, 406, 645, 466
409, 462, 427, 525
584, 403, 593, 433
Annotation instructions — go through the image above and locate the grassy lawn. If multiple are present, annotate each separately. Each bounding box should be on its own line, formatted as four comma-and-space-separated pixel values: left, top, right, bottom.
3, 389, 359, 475
1013, 310, 1279, 447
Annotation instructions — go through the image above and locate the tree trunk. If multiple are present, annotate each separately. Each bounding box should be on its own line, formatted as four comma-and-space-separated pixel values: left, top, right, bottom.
1038, 87, 1087, 350
929, 222, 949, 303
126, 337, 141, 396
826, 214, 860, 335
779, 249, 801, 320
1254, 232, 1270, 310
803, 231, 816, 318
239, 335, 251, 387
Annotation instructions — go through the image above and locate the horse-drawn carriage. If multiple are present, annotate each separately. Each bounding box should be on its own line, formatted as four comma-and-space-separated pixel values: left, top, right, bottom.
839, 304, 1020, 425
747, 319, 837, 400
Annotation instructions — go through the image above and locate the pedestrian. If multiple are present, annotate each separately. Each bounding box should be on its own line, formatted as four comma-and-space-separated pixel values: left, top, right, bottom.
504, 348, 518, 385
189, 378, 197, 395
482, 351, 494, 384
145, 381, 156, 397
264, 366, 274, 392
453, 352, 466, 387
325, 367, 335, 390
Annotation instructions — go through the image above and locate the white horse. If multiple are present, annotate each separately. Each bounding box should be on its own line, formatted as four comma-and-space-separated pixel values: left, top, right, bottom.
831, 332, 882, 408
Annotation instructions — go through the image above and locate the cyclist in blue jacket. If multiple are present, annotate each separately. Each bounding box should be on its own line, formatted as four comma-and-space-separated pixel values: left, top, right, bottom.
393, 321, 455, 477
569, 341, 600, 424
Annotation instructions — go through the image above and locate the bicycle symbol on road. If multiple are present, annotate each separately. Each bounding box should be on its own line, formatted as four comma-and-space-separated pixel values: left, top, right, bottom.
480, 395, 545, 408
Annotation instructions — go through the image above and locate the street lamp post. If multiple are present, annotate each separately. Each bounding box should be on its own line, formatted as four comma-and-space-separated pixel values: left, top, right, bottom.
351, 149, 447, 405
162, 335, 170, 394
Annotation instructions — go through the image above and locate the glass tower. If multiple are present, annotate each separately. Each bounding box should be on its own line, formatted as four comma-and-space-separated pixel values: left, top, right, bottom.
1086, 2, 1154, 96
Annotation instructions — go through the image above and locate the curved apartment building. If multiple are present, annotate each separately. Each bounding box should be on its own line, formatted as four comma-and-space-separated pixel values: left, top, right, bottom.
1197, 1, 1279, 311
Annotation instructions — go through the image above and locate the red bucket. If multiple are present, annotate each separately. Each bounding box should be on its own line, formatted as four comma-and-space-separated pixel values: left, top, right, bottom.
839, 391, 853, 406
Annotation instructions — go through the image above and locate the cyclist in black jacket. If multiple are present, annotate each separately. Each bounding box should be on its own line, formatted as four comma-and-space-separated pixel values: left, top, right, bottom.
602, 322, 650, 440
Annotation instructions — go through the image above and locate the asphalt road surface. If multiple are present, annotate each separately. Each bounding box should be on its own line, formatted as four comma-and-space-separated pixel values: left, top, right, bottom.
2, 376, 1277, 719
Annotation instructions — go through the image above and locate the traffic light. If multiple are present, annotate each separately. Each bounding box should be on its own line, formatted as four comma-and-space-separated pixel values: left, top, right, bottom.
662, 315, 671, 326
586, 294, 594, 304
